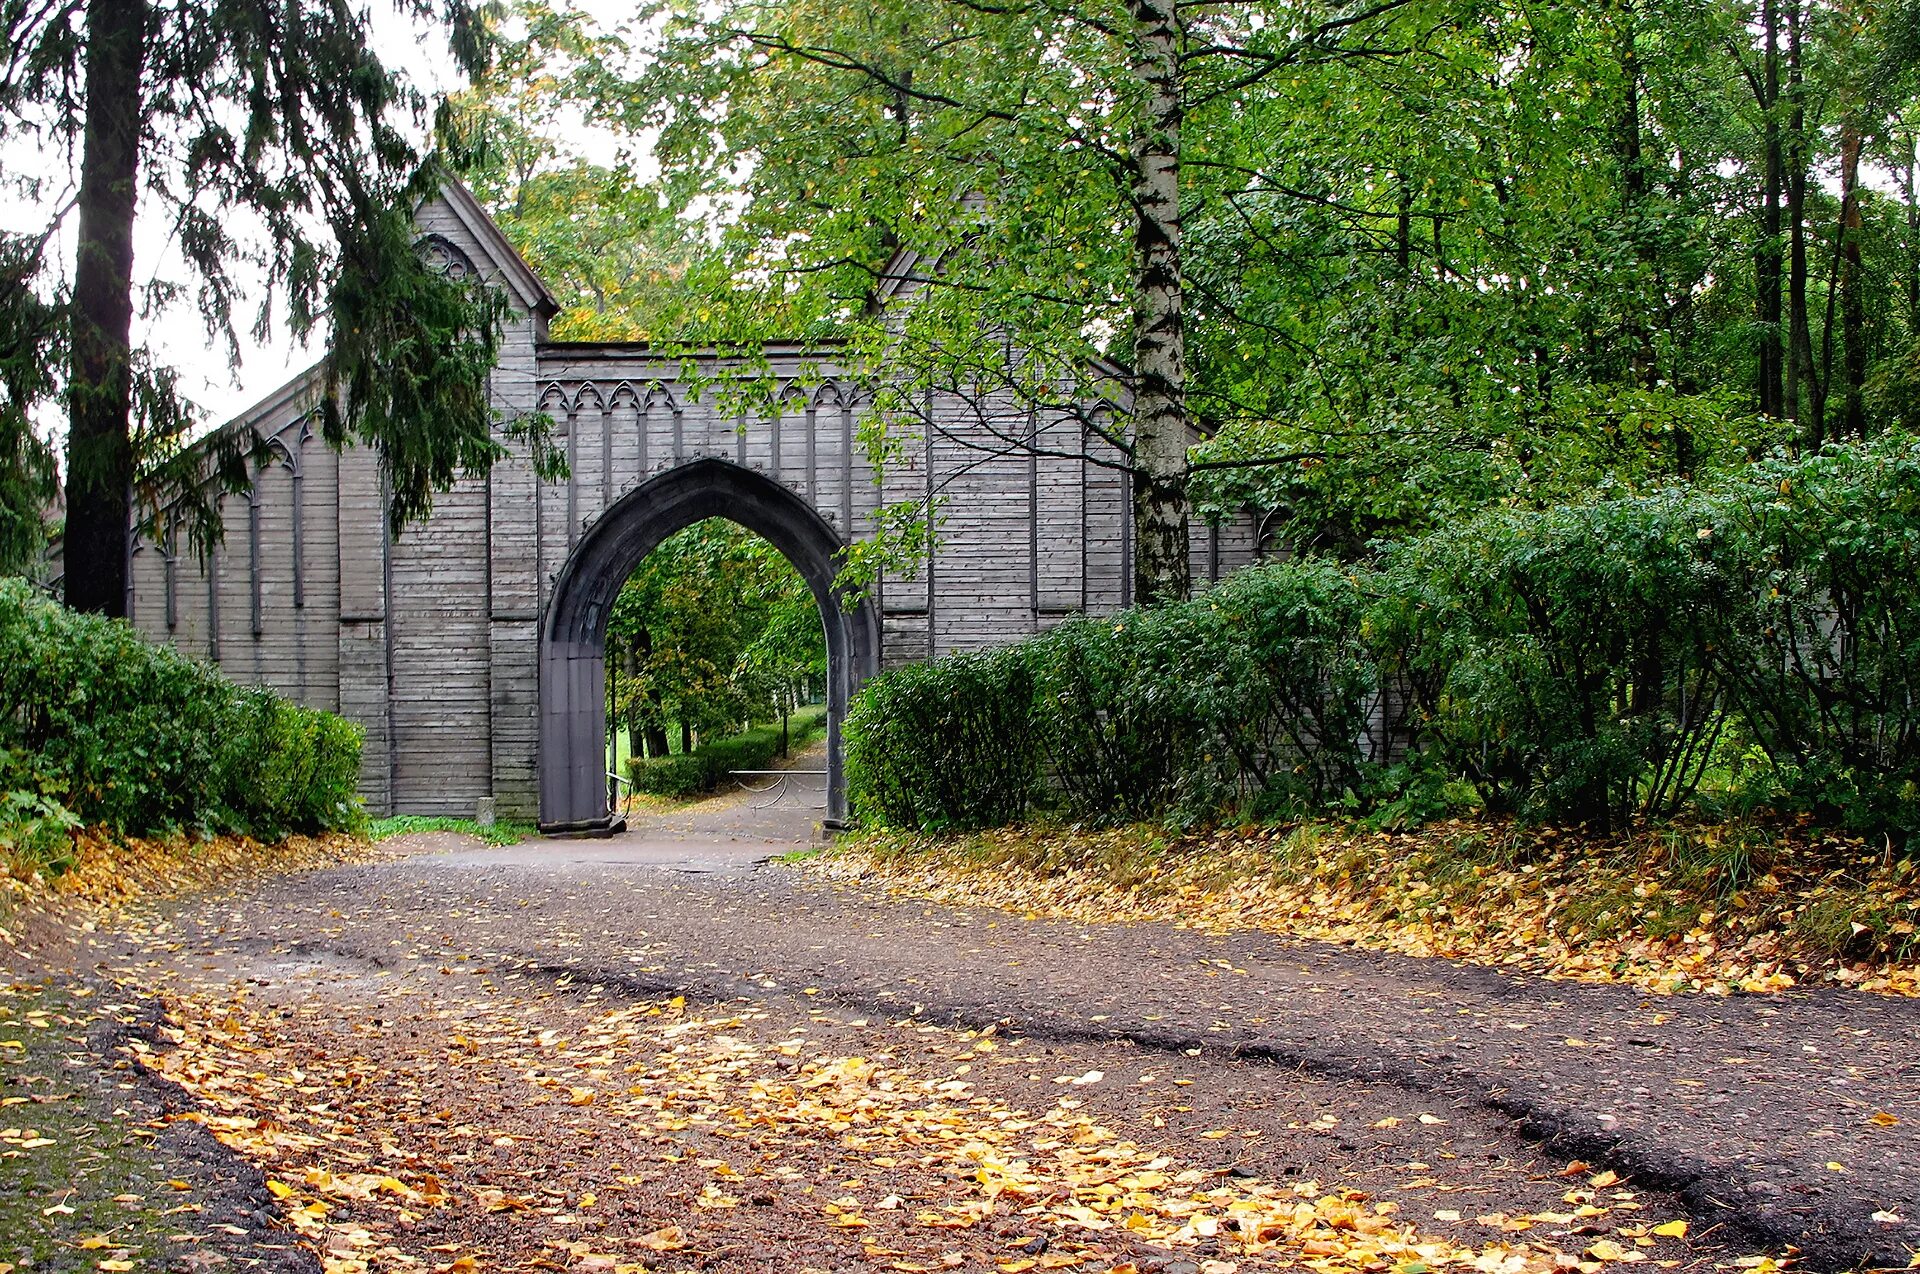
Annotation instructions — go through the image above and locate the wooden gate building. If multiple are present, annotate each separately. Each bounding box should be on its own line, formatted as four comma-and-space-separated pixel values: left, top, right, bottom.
117, 184, 1260, 830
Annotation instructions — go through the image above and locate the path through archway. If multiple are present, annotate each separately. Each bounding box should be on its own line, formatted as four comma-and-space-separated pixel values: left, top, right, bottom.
539, 459, 879, 834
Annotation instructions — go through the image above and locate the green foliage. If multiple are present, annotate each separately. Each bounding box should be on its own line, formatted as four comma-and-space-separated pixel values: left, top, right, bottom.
0, 235, 61, 576
1026, 565, 1375, 825
849, 435, 1920, 845
1713, 439, 1920, 841
456, 0, 1920, 596
317, 188, 566, 537
1379, 438, 1920, 840
609, 519, 825, 751
0, 788, 81, 872
0, 577, 363, 841
846, 654, 1039, 830
847, 561, 1377, 830
626, 706, 827, 797
4, 0, 509, 597
445, 2, 824, 345
1377, 490, 1735, 828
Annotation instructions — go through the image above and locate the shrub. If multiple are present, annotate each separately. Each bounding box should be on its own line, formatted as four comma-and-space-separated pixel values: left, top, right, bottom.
846, 652, 1038, 829
1026, 608, 1229, 825
0, 577, 363, 842
630, 752, 713, 798
1198, 561, 1377, 815
846, 561, 1375, 831
1025, 562, 1375, 825
1376, 490, 1735, 828
841, 434, 1920, 843
0, 787, 81, 871
627, 705, 827, 797
1711, 440, 1920, 843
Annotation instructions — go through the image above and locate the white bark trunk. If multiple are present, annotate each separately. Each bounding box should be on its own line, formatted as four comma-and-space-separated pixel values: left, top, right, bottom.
1127, 0, 1190, 607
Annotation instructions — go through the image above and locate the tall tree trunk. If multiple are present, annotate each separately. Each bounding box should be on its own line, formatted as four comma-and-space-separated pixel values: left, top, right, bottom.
1395, 170, 1412, 271
64, 0, 148, 617
1785, 0, 1819, 441
1904, 131, 1919, 339
1126, 0, 1190, 607
1836, 119, 1869, 438
1756, 0, 1786, 417
1614, 1, 1658, 389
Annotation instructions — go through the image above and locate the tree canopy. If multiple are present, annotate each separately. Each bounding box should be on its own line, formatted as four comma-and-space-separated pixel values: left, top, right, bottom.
455, 0, 1920, 586
607, 519, 826, 757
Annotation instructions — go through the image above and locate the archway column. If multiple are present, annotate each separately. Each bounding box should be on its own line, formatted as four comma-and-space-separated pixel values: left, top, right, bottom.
537, 458, 878, 835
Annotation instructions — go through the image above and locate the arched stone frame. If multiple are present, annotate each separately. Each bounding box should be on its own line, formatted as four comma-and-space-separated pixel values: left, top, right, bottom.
537, 457, 881, 834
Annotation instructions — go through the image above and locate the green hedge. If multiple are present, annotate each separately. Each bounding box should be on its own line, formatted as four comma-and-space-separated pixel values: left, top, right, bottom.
627, 705, 827, 797
845, 653, 1038, 829
1378, 489, 1733, 827
847, 435, 1920, 843
0, 577, 364, 847
847, 560, 1377, 829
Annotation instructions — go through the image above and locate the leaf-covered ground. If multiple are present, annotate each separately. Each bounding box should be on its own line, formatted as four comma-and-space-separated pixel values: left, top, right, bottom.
817, 819, 1919, 999
2, 830, 369, 957
9, 800, 1916, 1273
0, 979, 316, 1274
111, 953, 1725, 1274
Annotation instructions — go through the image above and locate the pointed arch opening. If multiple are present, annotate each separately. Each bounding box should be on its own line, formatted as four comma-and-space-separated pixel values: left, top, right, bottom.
538, 458, 879, 833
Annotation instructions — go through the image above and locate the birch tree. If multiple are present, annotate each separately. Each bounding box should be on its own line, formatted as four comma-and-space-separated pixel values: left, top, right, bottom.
627, 0, 1418, 604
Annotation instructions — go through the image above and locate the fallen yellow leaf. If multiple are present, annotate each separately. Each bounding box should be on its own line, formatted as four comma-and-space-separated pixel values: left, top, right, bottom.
635, 1227, 686, 1252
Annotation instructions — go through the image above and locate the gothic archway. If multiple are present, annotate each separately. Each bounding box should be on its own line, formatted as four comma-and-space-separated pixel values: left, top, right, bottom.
538, 459, 879, 834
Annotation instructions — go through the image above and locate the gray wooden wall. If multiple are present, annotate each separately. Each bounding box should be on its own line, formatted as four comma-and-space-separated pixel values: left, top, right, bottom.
125, 188, 1261, 821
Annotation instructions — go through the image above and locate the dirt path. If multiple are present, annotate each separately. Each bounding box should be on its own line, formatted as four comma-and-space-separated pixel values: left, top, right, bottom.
615, 740, 828, 846
51, 811, 1920, 1273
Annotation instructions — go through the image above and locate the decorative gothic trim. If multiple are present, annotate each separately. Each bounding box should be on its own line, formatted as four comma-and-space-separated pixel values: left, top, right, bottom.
417, 232, 477, 282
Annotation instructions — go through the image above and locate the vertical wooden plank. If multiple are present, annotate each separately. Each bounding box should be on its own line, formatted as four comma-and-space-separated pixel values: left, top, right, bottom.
207, 541, 221, 663
601, 399, 613, 519
805, 403, 817, 500
336, 438, 392, 815
1027, 411, 1039, 615
924, 388, 938, 655
840, 400, 854, 533
566, 395, 580, 551
248, 487, 263, 637
163, 538, 177, 631
289, 439, 306, 609
489, 316, 547, 823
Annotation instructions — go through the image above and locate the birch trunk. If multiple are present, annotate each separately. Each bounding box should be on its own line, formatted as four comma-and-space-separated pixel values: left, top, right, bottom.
1126, 0, 1190, 607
